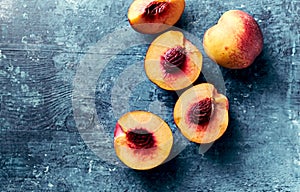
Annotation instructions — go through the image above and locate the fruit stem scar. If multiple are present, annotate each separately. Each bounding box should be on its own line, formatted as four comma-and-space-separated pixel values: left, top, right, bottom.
144, 1, 168, 17
126, 128, 156, 149
188, 97, 213, 125
161, 46, 186, 73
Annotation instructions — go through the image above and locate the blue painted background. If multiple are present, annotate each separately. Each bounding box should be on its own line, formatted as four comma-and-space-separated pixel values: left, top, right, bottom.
0, 0, 299, 191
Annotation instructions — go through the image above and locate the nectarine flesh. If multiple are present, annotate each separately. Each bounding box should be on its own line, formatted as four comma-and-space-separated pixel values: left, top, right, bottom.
128, 0, 185, 34
114, 111, 173, 170
145, 30, 203, 90
173, 83, 229, 144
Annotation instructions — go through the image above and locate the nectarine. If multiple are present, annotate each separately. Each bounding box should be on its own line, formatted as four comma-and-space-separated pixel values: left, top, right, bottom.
173, 83, 229, 144
145, 30, 203, 90
114, 111, 173, 170
203, 10, 263, 69
128, 0, 185, 34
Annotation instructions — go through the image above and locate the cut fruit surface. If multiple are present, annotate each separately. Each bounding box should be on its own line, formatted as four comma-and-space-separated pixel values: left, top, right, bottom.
114, 111, 173, 170
145, 30, 203, 91
128, 0, 185, 34
173, 83, 229, 144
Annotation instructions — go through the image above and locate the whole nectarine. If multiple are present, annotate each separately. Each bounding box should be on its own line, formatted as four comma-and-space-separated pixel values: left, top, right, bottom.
203, 10, 263, 69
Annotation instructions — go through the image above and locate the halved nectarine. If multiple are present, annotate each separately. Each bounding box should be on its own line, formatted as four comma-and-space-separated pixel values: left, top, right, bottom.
173, 83, 229, 144
145, 30, 203, 91
128, 0, 185, 34
114, 111, 173, 170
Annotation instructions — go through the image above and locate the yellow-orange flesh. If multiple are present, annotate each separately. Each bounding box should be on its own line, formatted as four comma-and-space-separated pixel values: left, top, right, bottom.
173, 83, 229, 144
145, 30, 202, 90
128, 0, 185, 34
114, 111, 173, 170
203, 10, 263, 69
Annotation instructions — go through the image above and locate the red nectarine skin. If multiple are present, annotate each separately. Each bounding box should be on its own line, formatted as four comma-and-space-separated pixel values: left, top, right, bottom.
203, 10, 263, 69
231, 11, 263, 67
114, 123, 124, 138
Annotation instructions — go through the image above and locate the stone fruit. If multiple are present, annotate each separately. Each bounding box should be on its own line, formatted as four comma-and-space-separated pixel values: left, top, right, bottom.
114, 111, 173, 170
145, 30, 203, 91
173, 83, 229, 144
127, 0, 185, 34
203, 10, 263, 69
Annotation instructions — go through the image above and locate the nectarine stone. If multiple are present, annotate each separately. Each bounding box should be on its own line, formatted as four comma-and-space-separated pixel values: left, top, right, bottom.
145, 30, 203, 90
162, 46, 186, 73
128, 0, 185, 34
188, 97, 212, 125
114, 111, 173, 170
126, 128, 156, 149
173, 83, 229, 144
203, 10, 263, 69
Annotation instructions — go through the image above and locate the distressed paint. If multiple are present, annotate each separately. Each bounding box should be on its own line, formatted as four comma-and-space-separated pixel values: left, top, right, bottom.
0, 0, 299, 191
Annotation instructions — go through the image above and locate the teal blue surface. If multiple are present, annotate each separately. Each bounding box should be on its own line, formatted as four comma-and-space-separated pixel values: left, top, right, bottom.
0, 0, 299, 191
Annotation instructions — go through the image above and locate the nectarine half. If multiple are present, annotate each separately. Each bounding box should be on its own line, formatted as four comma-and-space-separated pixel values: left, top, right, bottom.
145, 30, 203, 91
114, 111, 173, 170
128, 0, 185, 34
173, 83, 229, 144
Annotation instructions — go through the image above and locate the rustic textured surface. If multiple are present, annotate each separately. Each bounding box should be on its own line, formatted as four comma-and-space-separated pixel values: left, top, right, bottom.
0, 0, 299, 191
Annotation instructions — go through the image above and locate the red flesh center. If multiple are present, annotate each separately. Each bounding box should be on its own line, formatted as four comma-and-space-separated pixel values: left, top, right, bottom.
126, 128, 156, 149
188, 98, 212, 125
161, 46, 186, 73
144, 1, 168, 17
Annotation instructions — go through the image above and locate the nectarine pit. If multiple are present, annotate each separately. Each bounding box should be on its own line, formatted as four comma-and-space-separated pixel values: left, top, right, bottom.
188, 98, 212, 125
126, 128, 156, 149
144, 1, 168, 17
161, 46, 186, 73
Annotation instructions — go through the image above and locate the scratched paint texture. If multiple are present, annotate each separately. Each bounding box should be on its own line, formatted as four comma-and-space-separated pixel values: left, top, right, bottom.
0, 0, 299, 191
